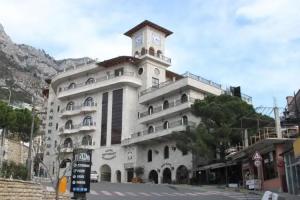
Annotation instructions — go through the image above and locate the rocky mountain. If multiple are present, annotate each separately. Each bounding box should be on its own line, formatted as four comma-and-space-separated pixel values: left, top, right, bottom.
0, 23, 94, 104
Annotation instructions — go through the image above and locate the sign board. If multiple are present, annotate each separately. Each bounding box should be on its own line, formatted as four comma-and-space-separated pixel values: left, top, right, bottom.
246, 179, 261, 190
252, 151, 262, 161
70, 149, 92, 193
294, 138, 300, 158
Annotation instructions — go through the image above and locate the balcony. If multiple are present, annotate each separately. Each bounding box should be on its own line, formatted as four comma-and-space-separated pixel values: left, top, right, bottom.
137, 49, 171, 66
139, 71, 223, 103
121, 120, 196, 146
139, 97, 195, 124
57, 72, 141, 99
60, 103, 97, 118
59, 122, 96, 135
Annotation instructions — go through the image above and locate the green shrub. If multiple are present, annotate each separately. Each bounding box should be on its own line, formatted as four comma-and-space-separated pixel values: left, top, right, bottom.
0, 161, 27, 180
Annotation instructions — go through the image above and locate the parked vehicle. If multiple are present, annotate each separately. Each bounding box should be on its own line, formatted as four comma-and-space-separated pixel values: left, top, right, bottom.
90, 171, 99, 182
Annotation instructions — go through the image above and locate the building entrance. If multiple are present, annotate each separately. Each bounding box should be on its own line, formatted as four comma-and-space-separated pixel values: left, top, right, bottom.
176, 165, 189, 184
149, 170, 158, 184
100, 164, 111, 182
162, 168, 172, 184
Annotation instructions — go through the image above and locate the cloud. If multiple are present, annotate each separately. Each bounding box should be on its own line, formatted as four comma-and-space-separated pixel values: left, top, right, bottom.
0, 0, 299, 109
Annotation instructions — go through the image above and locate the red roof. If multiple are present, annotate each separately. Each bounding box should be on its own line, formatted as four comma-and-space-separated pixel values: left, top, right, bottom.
97, 56, 140, 68
124, 20, 173, 37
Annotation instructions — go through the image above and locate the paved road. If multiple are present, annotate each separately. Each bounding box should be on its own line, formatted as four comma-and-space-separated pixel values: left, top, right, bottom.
73, 182, 262, 200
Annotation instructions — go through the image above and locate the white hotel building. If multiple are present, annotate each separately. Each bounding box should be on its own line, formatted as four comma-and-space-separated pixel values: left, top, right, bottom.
43, 20, 249, 184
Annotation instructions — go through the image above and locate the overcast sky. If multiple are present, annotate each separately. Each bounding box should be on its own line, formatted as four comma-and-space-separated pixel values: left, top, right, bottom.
0, 0, 299, 112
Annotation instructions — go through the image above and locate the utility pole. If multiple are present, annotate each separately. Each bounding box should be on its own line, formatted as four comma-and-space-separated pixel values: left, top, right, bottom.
27, 96, 35, 180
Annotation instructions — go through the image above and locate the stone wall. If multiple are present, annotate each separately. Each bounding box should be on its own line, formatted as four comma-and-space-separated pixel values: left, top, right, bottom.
0, 178, 70, 200
3, 139, 28, 164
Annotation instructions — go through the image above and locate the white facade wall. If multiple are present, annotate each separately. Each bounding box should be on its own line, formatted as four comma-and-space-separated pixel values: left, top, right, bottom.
43, 21, 224, 183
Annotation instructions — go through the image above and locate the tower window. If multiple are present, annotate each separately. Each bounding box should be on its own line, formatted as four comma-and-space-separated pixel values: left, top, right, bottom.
138, 68, 143, 75
148, 150, 152, 162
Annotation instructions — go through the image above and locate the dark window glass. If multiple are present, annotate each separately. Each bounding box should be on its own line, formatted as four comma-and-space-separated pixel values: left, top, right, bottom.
163, 100, 169, 110
82, 135, 92, 146
101, 92, 108, 146
181, 94, 188, 103
148, 106, 153, 115
138, 68, 143, 75
114, 68, 124, 77
83, 116, 93, 126
65, 120, 73, 129
84, 97, 94, 106
66, 102, 74, 111
56, 123, 58, 130
263, 151, 278, 180
148, 150, 152, 162
85, 78, 95, 85
164, 146, 169, 159
182, 116, 188, 125
152, 77, 159, 88
163, 121, 169, 129
57, 106, 60, 112
111, 89, 123, 144
148, 126, 154, 134
68, 83, 76, 89
64, 138, 73, 148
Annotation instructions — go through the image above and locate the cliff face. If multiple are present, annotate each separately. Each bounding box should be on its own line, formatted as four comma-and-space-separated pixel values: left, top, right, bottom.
0, 23, 93, 103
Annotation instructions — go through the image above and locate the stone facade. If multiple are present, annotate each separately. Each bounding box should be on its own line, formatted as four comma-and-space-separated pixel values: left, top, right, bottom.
2, 138, 28, 164
0, 178, 70, 200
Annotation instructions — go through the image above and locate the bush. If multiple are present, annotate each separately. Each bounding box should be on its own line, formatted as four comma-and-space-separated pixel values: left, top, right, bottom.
0, 161, 27, 180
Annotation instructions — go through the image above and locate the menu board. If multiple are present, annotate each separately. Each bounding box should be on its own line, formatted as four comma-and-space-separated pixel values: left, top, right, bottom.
70, 149, 92, 193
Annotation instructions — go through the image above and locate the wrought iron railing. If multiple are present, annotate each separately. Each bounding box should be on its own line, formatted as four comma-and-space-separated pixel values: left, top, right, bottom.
60, 102, 97, 113
59, 122, 96, 133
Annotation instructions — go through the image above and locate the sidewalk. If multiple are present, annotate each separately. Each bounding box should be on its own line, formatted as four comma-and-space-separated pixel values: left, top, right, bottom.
172, 184, 300, 200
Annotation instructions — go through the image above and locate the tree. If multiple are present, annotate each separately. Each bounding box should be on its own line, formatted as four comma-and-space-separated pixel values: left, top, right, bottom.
175, 95, 273, 162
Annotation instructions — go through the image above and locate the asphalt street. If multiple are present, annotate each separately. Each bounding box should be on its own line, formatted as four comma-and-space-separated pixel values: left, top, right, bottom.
74, 182, 262, 200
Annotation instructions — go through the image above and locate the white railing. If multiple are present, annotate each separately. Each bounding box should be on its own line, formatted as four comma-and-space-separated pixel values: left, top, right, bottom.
60, 72, 136, 92
139, 97, 195, 118
60, 102, 97, 114
138, 49, 171, 63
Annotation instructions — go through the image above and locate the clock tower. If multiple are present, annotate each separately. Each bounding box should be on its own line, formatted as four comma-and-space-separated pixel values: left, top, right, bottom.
124, 20, 173, 89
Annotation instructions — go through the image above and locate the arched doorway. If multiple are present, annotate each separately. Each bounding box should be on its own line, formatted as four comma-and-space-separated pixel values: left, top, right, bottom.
162, 168, 172, 184
116, 170, 121, 183
176, 165, 189, 184
149, 170, 158, 184
100, 165, 111, 182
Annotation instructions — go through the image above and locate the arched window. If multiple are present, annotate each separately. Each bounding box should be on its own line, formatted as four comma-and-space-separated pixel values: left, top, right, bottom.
164, 146, 169, 159
163, 100, 169, 110
64, 138, 73, 148
148, 106, 153, 115
83, 97, 94, 106
182, 116, 188, 125
149, 47, 155, 56
83, 116, 93, 126
82, 135, 92, 146
181, 94, 188, 103
163, 121, 169, 129
157, 50, 162, 57
65, 120, 73, 129
85, 78, 95, 85
66, 101, 74, 111
134, 51, 140, 57
141, 48, 146, 55
148, 126, 154, 134
148, 150, 152, 162
68, 83, 76, 89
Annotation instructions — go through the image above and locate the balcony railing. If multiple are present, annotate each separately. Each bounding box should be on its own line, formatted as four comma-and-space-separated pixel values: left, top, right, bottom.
60, 102, 97, 114
139, 97, 195, 118
131, 120, 196, 139
59, 122, 96, 134
61, 72, 136, 92
138, 49, 171, 64
140, 71, 222, 96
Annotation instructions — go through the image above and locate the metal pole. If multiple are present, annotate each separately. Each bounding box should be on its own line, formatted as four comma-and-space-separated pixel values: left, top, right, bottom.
27, 99, 35, 180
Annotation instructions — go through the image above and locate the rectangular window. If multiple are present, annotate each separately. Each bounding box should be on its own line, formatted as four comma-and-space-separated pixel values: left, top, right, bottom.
48, 130, 51, 134
56, 123, 58, 130
263, 151, 278, 180
48, 122, 52, 127
152, 77, 159, 88
101, 92, 108, 146
111, 89, 123, 144
57, 106, 60, 112
114, 68, 124, 77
